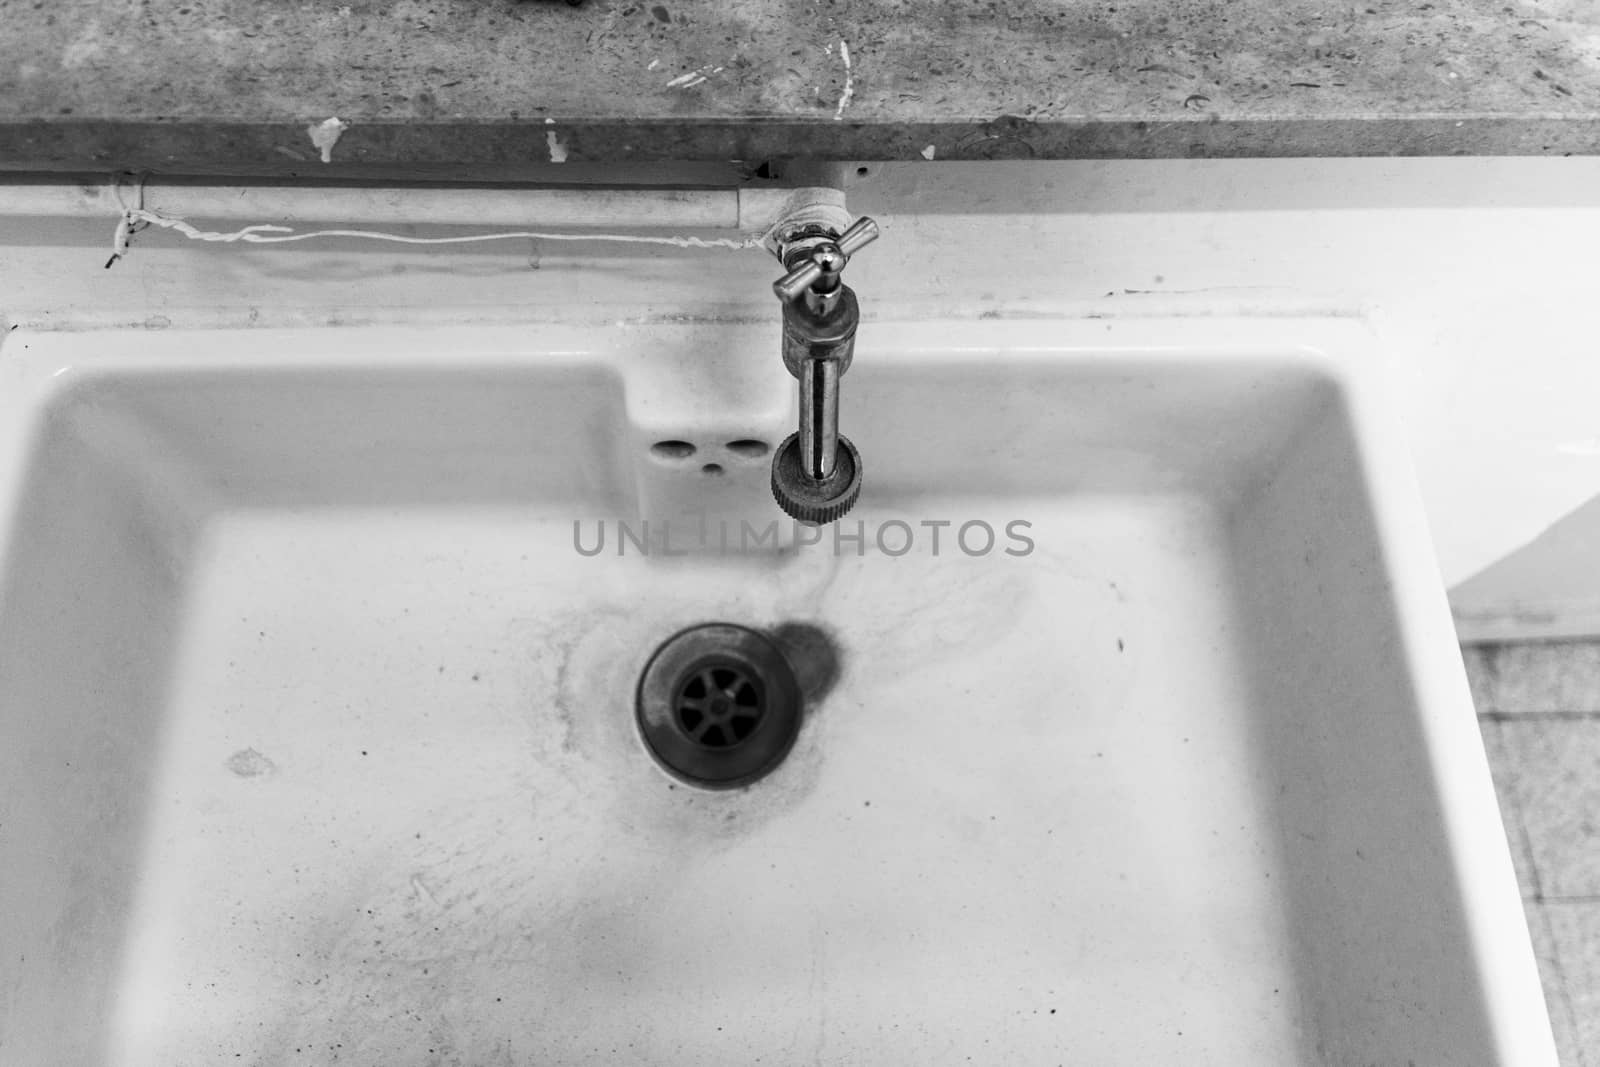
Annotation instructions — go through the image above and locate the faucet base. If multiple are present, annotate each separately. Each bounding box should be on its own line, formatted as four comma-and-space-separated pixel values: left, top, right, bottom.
771, 431, 862, 525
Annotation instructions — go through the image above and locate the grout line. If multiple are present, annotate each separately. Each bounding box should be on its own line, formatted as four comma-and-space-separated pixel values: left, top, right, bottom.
1480, 710, 1600, 722
1464, 643, 1501, 716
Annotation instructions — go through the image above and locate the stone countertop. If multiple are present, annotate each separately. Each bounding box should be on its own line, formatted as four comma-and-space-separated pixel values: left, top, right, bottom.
2, 0, 1599, 174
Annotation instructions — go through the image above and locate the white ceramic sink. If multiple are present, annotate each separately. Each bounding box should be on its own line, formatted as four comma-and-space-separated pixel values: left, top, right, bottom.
0, 318, 1553, 1064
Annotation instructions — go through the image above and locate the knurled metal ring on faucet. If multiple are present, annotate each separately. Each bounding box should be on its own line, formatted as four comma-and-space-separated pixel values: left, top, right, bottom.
771, 431, 862, 525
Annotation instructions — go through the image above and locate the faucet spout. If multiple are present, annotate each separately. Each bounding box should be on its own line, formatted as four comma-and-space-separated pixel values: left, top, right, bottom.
800, 357, 840, 480
768, 217, 878, 526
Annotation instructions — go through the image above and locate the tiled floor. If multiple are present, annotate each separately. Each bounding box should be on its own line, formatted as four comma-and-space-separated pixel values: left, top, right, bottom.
1466, 641, 1600, 1066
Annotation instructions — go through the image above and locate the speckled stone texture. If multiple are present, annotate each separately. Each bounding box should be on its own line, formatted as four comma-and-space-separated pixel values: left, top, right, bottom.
2, 0, 1600, 172
1469, 642, 1600, 1066
1523, 900, 1589, 1067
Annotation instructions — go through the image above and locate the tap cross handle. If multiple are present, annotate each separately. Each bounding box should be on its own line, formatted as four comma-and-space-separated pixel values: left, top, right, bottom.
772, 216, 880, 303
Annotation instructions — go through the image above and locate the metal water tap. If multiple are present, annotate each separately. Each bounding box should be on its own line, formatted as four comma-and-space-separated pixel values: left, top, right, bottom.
769, 216, 879, 524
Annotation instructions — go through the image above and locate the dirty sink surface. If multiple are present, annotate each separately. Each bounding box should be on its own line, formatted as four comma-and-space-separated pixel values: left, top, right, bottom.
0, 320, 1546, 1064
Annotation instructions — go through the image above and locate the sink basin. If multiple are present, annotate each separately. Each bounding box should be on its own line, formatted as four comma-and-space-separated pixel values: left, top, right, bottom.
0, 318, 1553, 1064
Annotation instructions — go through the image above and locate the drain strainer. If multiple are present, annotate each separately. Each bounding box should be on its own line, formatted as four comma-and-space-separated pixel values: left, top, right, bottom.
675, 663, 764, 748
637, 623, 802, 789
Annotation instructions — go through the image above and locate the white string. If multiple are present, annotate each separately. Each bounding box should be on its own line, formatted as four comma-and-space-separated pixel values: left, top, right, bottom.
125, 210, 766, 250
106, 171, 151, 267
104, 173, 766, 267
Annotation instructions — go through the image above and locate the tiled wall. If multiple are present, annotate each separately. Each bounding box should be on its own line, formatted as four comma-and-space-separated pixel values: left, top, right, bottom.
1467, 642, 1600, 1066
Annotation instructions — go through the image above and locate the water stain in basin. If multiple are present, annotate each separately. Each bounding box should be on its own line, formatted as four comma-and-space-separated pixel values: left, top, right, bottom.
226, 747, 277, 777
255, 609, 849, 1058
770, 620, 843, 705
496, 606, 846, 851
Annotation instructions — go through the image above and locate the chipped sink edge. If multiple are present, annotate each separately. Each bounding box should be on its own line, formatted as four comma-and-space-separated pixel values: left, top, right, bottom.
305, 117, 349, 165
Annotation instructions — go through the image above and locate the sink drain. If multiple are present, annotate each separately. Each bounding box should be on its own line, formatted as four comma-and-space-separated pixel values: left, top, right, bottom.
675, 663, 763, 748
637, 624, 803, 789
